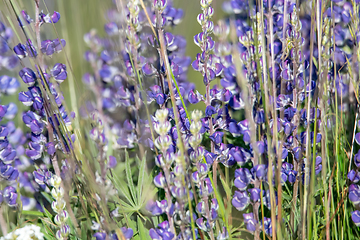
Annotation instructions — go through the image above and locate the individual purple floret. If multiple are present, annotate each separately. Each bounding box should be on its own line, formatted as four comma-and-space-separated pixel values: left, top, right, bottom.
19, 67, 37, 86
261, 217, 272, 236
121, 227, 134, 239
352, 211, 360, 227
21, 10, 33, 25
41, 39, 66, 56
0, 162, 19, 181
0, 76, 20, 95
349, 184, 360, 205
39, 11, 61, 24
243, 213, 257, 232
232, 190, 250, 211
3, 186, 17, 207
51, 63, 67, 83
149, 221, 175, 240
93, 232, 106, 240
13, 43, 27, 58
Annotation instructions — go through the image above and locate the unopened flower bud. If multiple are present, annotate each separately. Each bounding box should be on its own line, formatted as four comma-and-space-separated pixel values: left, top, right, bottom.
51, 187, 64, 200
155, 135, 172, 151
189, 133, 202, 149
49, 175, 62, 189
155, 109, 169, 124
191, 110, 203, 121
51, 199, 66, 213
190, 121, 202, 135
54, 210, 69, 226
154, 121, 171, 136
56, 225, 70, 239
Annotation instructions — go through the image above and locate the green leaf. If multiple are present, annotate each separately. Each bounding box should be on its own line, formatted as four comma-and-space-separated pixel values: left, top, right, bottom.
22, 210, 44, 217
137, 216, 151, 240
81, 221, 88, 240
312, 56, 318, 70
137, 155, 146, 203
220, 176, 232, 198
110, 173, 133, 206
42, 205, 54, 221
125, 150, 137, 204
40, 218, 55, 240
41, 192, 53, 204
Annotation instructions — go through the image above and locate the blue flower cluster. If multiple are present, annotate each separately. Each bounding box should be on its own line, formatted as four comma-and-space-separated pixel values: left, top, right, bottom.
1, 0, 360, 239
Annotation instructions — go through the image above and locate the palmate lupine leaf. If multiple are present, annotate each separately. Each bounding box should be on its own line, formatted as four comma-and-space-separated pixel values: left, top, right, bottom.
137, 216, 152, 240
40, 218, 55, 240
111, 175, 134, 212
80, 221, 89, 240
125, 150, 137, 205
110, 150, 155, 215
136, 155, 146, 203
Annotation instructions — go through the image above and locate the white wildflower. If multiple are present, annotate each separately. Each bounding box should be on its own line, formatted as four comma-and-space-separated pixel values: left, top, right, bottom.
0, 224, 44, 240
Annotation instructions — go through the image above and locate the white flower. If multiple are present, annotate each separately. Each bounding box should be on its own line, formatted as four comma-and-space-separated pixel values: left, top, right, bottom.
0, 224, 44, 240
49, 175, 62, 189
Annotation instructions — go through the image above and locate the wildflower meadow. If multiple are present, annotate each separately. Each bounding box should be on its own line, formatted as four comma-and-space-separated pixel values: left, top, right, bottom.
0, 0, 359, 239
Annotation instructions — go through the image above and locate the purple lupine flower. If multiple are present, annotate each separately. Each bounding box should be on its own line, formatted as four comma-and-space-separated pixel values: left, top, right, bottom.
108, 155, 117, 168
3, 186, 17, 207
0, 162, 19, 181
13, 43, 27, 58
0, 145, 17, 164
261, 217, 272, 236
41, 40, 55, 56
26, 40, 38, 58
146, 200, 165, 215
104, 22, 119, 36
253, 164, 267, 180
0, 105, 7, 121
93, 232, 106, 240
149, 221, 175, 240
232, 190, 250, 211
121, 227, 134, 240
148, 85, 166, 105
349, 184, 360, 205
154, 172, 166, 188
19, 67, 37, 86
41, 39, 66, 55
288, 170, 297, 183
33, 168, 53, 187
21, 10, 33, 25
348, 170, 360, 183
50, 11, 61, 23
352, 211, 360, 227
0, 76, 20, 95
196, 217, 212, 232
217, 227, 229, 240
248, 188, 261, 202
51, 63, 67, 83
3, 103, 17, 120
243, 213, 257, 232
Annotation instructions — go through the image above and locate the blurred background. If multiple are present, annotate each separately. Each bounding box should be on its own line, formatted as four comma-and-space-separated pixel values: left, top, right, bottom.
0, 0, 227, 120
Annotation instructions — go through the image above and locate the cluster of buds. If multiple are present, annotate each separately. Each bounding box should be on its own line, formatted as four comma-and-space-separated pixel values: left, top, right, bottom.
154, 109, 172, 152
198, 0, 214, 36
152, 108, 177, 237
189, 110, 204, 163
126, 0, 142, 53
188, 110, 218, 239
193, 0, 222, 85
49, 175, 70, 240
